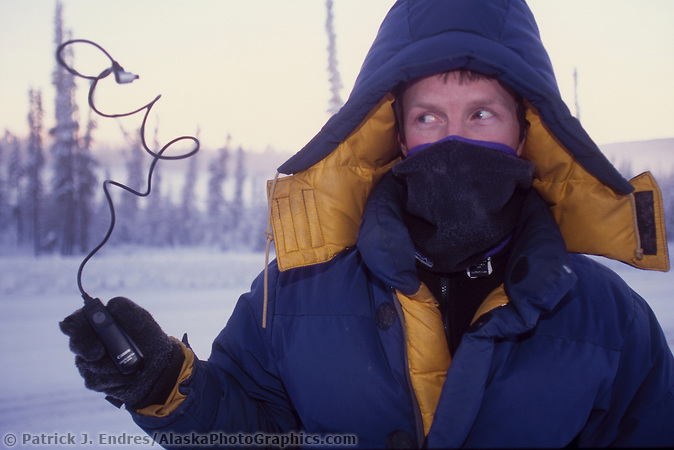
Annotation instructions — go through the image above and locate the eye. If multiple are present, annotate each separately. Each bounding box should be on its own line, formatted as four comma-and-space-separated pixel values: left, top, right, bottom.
417, 113, 438, 124
471, 109, 494, 120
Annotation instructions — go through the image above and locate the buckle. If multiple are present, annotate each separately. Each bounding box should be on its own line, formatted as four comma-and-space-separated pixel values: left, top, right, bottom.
467, 257, 493, 278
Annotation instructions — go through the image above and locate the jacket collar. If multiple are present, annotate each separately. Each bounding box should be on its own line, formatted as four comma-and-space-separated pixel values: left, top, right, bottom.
357, 178, 577, 329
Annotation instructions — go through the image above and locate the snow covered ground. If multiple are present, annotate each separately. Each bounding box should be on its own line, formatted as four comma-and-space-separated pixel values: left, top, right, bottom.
1, 247, 672, 449
0, 248, 264, 449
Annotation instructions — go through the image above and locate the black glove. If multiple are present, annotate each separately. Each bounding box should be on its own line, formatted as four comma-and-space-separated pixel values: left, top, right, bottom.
60, 297, 184, 409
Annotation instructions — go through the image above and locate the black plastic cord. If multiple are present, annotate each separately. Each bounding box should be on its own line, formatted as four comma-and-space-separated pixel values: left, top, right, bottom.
56, 39, 200, 300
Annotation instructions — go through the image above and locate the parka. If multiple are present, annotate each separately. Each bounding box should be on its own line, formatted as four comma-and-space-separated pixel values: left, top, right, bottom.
131, 0, 673, 447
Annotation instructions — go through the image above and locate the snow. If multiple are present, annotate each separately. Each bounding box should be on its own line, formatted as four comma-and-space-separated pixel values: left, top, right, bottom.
1, 248, 672, 449
0, 248, 263, 449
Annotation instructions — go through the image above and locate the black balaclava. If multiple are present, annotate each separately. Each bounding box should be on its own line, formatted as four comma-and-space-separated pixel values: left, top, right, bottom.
391, 136, 535, 273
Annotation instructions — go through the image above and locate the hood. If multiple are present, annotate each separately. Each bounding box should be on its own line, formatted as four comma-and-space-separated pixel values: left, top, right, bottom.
267, 0, 668, 273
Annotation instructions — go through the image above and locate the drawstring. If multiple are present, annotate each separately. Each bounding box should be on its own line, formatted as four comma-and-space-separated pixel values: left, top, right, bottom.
628, 192, 644, 260
263, 171, 281, 328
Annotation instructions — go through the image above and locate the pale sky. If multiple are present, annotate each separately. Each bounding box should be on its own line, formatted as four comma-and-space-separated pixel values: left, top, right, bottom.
1, 0, 673, 155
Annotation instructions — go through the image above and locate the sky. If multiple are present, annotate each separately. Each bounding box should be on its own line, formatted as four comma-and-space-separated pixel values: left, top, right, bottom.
1, 0, 673, 156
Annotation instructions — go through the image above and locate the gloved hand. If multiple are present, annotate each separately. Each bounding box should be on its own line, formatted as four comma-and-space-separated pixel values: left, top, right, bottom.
59, 297, 184, 409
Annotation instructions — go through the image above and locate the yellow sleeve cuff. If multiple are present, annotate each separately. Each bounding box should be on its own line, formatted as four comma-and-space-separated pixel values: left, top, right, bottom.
135, 339, 195, 417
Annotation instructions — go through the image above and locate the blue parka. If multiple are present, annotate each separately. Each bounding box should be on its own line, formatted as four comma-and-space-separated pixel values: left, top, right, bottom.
132, 0, 673, 447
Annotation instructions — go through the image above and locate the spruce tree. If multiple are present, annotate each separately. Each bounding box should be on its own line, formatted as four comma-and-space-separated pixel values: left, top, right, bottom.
178, 130, 201, 246
74, 112, 98, 253
206, 137, 230, 247
116, 133, 144, 244
230, 145, 246, 248
325, 0, 343, 115
26, 89, 45, 255
3, 133, 25, 246
0, 134, 6, 240
143, 123, 168, 246
50, 0, 80, 255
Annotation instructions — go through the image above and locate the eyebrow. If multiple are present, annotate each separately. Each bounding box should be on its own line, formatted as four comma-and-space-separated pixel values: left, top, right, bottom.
405, 101, 442, 111
465, 97, 510, 110
405, 97, 510, 113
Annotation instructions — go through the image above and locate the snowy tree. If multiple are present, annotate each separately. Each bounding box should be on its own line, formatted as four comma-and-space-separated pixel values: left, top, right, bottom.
0, 134, 6, 239
6, 133, 26, 245
205, 137, 230, 247
0, 132, 24, 246
228, 145, 247, 248
88, 166, 114, 248
0, 134, 9, 241
237, 180, 270, 252
26, 89, 46, 255
142, 168, 179, 247
73, 111, 98, 253
49, 0, 80, 255
115, 134, 144, 245
142, 123, 176, 247
660, 170, 674, 241
325, 0, 344, 115
177, 130, 201, 246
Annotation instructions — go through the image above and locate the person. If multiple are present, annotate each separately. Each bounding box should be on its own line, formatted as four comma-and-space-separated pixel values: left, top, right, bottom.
60, 0, 674, 447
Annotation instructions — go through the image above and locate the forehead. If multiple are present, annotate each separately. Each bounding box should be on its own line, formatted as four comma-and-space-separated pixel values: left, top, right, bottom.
402, 72, 517, 108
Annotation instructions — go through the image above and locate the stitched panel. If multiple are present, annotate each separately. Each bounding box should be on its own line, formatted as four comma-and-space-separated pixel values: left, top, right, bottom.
275, 196, 298, 253
287, 189, 323, 251
301, 190, 324, 248
273, 190, 324, 257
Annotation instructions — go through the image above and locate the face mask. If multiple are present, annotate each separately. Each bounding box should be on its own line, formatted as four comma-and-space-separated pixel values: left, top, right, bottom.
391, 136, 535, 273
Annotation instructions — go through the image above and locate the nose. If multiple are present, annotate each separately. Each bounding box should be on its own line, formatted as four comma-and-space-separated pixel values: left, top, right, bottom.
445, 120, 466, 139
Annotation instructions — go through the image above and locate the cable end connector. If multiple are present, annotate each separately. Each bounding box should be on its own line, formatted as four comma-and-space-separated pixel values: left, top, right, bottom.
112, 61, 139, 84
82, 292, 97, 305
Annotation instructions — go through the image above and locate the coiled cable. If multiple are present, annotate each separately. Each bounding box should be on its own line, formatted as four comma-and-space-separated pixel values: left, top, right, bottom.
56, 39, 200, 299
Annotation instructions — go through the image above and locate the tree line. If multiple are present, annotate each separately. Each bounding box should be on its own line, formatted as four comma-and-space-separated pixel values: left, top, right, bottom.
0, 112, 270, 257
0, 1, 269, 257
